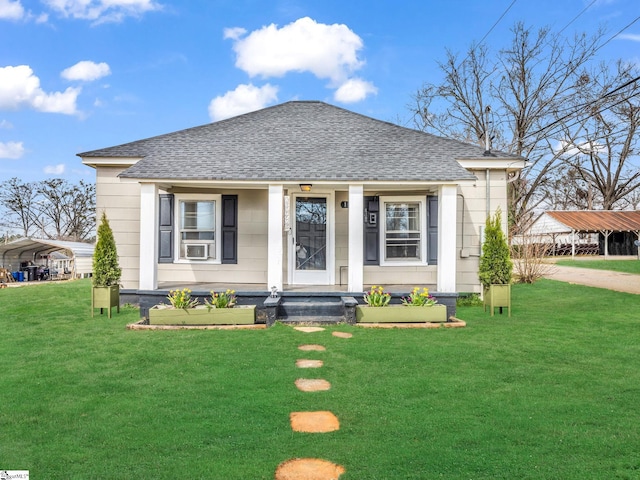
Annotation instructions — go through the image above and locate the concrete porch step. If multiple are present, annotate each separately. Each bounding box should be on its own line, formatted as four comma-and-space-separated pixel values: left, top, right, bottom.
279, 298, 344, 318
278, 315, 345, 325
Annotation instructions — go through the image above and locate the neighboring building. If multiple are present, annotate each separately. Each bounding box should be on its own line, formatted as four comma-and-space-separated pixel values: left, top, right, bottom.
525, 210, 640, 257
0, 238, 94, 279
79, 101, 525, 296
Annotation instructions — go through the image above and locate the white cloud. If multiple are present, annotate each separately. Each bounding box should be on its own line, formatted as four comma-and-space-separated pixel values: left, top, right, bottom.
0, 0, 24, 20
334, 78, 378, 103
43, 0, 161, 23
61, 60, 111, 81
618, 33, 640, 42
44, 163, 65, 174
0, 65, 80, 115
0, 140, 24, 159
208, 83, 278, 121
0, 119, 13, 129
228, 17, 366, 85
223, 27, 246, 40
554, 139, 606, 157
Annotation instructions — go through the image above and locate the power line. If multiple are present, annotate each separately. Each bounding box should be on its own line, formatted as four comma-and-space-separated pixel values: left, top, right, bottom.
594, 14, 640, 54
476, 0, 518, 47
527, 87, 640, 142
521, 75, 640, 141
455, 0, 518, 69
558, 0, 598, 35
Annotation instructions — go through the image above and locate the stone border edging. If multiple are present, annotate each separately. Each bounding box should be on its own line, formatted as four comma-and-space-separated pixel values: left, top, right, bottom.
126, 322, 266, 330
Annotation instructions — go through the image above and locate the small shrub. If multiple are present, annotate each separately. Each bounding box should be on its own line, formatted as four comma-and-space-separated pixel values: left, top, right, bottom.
457, 293, 483, 307
92, 212, 121, 287
478, 207, 513, 288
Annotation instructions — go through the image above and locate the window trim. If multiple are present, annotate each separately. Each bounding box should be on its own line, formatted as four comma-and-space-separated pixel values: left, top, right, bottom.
379, 196, 427, 266
174, 193, 222, 264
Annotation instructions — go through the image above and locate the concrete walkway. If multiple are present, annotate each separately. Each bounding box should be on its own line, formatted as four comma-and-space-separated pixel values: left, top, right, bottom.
542, 263, 640, 295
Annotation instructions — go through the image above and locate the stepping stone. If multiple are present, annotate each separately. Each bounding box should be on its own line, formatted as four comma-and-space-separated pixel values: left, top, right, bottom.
298, 344, 326, 352
332, 331, 352, 338
294, 326, 325, 333
296, 359, 324, 368
290, 411, 340, 433
275, 458, 345, 480
295, 378, 331, 392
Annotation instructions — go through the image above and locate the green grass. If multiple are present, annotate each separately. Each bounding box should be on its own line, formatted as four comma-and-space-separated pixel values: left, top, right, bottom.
1, 279, 640, 479
555, 258, 640, 274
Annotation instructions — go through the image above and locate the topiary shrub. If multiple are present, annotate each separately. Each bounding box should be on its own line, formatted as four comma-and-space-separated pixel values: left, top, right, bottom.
478, 207, 513, 288
92, 211, 121, 287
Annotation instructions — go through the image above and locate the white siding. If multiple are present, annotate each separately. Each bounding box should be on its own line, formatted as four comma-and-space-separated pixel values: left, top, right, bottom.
95, 167, 141, 289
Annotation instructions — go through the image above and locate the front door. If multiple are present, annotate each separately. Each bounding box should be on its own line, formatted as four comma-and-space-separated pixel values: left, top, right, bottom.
291, 195, 333, 285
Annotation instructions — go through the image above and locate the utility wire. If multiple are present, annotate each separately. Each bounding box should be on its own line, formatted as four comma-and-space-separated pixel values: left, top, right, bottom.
558, 0, 598, 35
594, 14, 640, 54
527, 87, 640, 142
456, 0, 518, 68
475, 0, 518, 48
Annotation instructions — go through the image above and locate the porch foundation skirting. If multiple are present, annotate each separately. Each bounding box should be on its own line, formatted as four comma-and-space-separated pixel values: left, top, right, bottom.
122, 289, 459, 324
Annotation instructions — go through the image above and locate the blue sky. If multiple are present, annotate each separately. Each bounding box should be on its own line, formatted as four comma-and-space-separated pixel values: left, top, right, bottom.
0, 0, 638, 183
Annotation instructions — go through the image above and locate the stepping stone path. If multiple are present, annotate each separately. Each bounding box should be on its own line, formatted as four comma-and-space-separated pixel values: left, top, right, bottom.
290, 411, 340, 433
275, 458, 345, 480
295, 378, 331, 392
332, 331, 353, 338
276, 328, 351, 479
298, 344, 326, 352
296, 359, 324, 368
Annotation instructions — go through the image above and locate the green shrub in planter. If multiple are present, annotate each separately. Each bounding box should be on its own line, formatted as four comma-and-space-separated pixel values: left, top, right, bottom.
92, 212, 121, 317
479, 208, 513, 316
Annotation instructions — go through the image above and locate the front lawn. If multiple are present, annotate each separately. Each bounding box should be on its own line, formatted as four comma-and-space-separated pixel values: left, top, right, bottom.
555, 258, 640, 275
1, 279, 639, 479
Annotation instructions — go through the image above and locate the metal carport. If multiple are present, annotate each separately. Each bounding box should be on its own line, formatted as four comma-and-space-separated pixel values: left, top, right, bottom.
0, 238, 94, 279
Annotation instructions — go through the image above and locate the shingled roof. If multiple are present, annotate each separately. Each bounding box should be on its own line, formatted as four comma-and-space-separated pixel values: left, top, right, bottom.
79, 101, 523, 182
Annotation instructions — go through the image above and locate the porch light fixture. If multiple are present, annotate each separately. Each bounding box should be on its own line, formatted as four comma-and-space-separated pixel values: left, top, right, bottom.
299, 184, 312, 192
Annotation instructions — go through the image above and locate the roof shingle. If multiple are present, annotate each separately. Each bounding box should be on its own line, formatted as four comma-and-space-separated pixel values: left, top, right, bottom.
79, 101, 523, 182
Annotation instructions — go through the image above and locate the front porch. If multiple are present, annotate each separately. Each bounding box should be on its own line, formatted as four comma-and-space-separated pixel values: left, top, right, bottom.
122, 282, 458, 325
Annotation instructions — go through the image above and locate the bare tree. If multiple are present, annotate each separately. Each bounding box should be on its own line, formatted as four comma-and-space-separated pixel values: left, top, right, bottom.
0, 177, 95, 241
0, 177, 38, 237
412, 22, 607, 233
557, 61, 640, 210
540, 164, 598, 210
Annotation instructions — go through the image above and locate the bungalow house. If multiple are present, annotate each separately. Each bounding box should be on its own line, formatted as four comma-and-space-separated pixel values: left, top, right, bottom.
79, 101, 525, 319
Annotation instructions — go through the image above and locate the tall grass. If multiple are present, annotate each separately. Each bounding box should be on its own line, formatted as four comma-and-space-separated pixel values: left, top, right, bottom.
1, 279, 639, 479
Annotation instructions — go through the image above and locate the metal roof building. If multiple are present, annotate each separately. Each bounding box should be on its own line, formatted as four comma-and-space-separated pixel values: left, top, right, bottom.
0, 238, 94, 279
528, 210, 640, 257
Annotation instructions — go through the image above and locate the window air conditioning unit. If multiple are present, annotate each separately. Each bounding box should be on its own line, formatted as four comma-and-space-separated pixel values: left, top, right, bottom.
185, 243, 208, 260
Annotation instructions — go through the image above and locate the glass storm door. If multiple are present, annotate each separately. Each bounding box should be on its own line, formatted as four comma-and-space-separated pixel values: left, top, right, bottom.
292, 196, 330, 284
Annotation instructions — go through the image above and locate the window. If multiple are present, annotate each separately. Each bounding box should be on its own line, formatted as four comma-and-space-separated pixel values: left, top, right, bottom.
380, 196, 427, 264
177, 198, 218, 261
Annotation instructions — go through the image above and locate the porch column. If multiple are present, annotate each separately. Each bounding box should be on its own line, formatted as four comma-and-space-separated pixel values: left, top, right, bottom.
348, 184, 364, 292
139, 183, 159, 291
267, 185, 284, 292
437, 185, 457, 292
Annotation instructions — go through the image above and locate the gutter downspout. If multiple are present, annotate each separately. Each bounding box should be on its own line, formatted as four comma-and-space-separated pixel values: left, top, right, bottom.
486, 168, 490, 219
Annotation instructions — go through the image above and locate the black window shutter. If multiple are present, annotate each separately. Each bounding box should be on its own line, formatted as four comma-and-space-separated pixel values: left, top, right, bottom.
363, 196, 379, 265
158, 194, 174, 263
427, 195, 438, 264
221, 195, 238, 264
